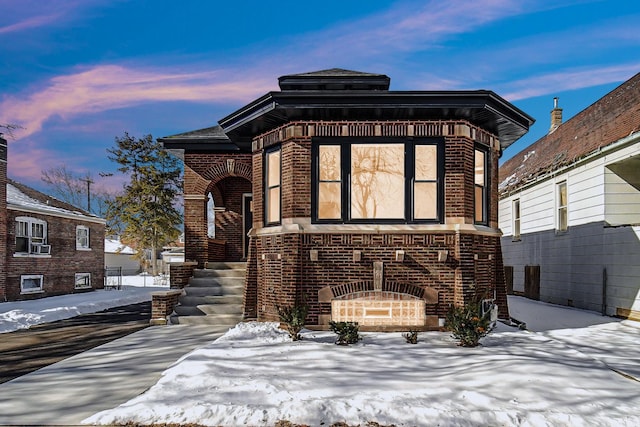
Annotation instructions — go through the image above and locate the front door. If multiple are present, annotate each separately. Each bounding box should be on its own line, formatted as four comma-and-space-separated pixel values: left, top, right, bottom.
242, 194, 253, 259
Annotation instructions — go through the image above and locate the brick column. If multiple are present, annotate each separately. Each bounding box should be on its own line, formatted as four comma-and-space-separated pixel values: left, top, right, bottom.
183, 194, 207, 267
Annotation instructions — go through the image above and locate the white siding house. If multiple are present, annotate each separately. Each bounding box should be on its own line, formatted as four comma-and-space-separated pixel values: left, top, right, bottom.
499, 74, 640, 320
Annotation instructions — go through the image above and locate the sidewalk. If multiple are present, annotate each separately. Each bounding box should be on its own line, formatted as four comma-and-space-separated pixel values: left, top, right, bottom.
0, 324, 227, 425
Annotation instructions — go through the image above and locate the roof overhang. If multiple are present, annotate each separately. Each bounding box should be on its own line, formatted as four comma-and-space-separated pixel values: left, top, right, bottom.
219, 90, 535, 150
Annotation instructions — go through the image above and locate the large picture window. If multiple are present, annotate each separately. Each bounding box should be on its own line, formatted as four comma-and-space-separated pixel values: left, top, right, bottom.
264, 147, 281, 225
313, 138, 443, 223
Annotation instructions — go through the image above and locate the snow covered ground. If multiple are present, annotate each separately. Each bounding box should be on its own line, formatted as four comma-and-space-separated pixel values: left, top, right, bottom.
3, 286, 639, 426
0, 275, 167, 333
84, 297, 640, 427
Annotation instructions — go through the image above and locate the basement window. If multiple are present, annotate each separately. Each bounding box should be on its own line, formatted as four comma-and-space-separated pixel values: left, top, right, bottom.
21, 275, 44, 294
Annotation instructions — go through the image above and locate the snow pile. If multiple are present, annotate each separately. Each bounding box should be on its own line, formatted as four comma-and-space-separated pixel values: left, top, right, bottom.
0, 276, 166, 333
86, 312, 640, 427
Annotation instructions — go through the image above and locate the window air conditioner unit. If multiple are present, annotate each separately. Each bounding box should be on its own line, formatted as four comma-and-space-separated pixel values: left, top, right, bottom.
31, 244, 51, 255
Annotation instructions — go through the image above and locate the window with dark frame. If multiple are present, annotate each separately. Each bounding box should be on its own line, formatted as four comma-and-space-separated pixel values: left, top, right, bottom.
313, 138, 442, 223
474, 148, 488, 224
264, 147, 281, 225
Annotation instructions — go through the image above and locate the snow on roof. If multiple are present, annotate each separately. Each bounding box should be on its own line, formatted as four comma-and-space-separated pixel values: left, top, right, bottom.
104, 239, 136, 255
7, 182, 102, 222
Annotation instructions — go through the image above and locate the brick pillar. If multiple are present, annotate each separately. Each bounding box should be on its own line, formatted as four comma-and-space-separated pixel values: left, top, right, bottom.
0, 135, 7, 301
183, 194, 208, 267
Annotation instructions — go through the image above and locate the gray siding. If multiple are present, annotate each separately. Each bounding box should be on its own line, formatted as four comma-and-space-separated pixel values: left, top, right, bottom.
502, 222, 640, 315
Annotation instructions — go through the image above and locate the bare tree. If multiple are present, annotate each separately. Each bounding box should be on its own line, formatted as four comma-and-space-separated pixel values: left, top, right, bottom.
41, 165, 115, 218
0, 124, 24, 139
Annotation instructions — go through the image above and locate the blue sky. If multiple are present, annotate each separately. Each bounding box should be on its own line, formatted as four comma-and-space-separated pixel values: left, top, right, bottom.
1, 0, 638, 194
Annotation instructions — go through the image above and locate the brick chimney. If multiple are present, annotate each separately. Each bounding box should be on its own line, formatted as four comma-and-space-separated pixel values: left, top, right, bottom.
0, 134, 7, 301
549, 97, 563, 133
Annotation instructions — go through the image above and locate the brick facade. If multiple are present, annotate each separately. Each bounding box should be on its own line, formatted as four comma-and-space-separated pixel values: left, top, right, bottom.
0, 136, 105, 302
168, 70, 532, 330
182, 153, 252, 266
4, 209, 105, 301
243, 120, 509, 328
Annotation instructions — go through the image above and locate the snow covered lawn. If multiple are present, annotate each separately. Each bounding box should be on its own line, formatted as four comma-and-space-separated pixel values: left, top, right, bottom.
0, 275, 166, 333
86, 297, 640, 427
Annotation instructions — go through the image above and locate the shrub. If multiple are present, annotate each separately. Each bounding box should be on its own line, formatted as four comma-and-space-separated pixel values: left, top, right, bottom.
402, 330, 419, 344
328, 321, 361, 345
276, 302, 308, 341
445, 302, 495, 347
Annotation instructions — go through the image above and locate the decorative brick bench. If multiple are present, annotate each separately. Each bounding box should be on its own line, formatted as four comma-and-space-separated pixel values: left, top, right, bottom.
150, 289, 183, 325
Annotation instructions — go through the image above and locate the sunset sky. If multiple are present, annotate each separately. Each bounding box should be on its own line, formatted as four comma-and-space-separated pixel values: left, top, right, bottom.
1, 0, 638, 194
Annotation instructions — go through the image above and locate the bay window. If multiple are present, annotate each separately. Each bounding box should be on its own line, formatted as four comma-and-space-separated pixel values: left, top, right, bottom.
313, 138, 443, 223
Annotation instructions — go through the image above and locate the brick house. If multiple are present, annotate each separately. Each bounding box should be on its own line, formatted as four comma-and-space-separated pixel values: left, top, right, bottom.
0, 135, 106, 302
499, 73, 640, 320
161, 69, 533, 329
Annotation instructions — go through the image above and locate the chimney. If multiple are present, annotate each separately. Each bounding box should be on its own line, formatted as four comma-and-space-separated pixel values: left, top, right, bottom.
549, 97, 563, 133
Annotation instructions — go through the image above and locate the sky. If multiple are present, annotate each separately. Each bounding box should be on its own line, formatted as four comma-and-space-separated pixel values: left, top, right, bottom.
1, 0, 639, 196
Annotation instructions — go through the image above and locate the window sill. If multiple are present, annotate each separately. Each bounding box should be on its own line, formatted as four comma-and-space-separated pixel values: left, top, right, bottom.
13, 253, 52, 258
21, 289, 44, 295
76, 247, 92, 251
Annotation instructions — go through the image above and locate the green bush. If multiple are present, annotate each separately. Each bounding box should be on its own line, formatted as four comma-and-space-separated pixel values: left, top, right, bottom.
402, 330, 419, 344
276, 302, 308, 341
445, 302, 495, 347
328, 321, 361, 345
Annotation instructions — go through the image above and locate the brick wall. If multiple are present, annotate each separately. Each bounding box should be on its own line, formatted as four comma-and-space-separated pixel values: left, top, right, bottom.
0, 136, 7, 301
150, 289, 182, 325
5, 210, 105, 301
182, 153, 252, 265
248, 120, 506, 327
169, 261, 197, 289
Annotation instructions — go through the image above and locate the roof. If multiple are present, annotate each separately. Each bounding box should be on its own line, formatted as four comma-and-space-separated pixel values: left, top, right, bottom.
7, 179, 104, 223
158, 125, 245, 156
278, 68, 391, 91
104, 238, 136, 255
219, 69, 534, 149
161, 69, 534, 154
499, 73, 640, 195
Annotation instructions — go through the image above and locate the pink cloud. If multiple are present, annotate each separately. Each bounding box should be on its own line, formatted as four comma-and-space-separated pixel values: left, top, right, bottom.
0, 65, 275, 140
502, 64, 640, 101
0, 13, 62, 34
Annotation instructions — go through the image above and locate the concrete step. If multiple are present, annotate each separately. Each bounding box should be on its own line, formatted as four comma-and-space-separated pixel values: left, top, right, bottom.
183, 286, 224, 297
174, 305, 206, 316
179, 294, 244, 306
205, 261, 247, 270
170, 313, 243, 326
188, 276, 244, 287
198, 303, 244, 315
194, 268, 245, 278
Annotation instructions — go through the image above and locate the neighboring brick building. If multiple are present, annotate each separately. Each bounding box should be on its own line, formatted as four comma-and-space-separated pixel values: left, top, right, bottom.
161, 69, 533, 329
0, 135, 106, 302
499, 73, 640, 320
